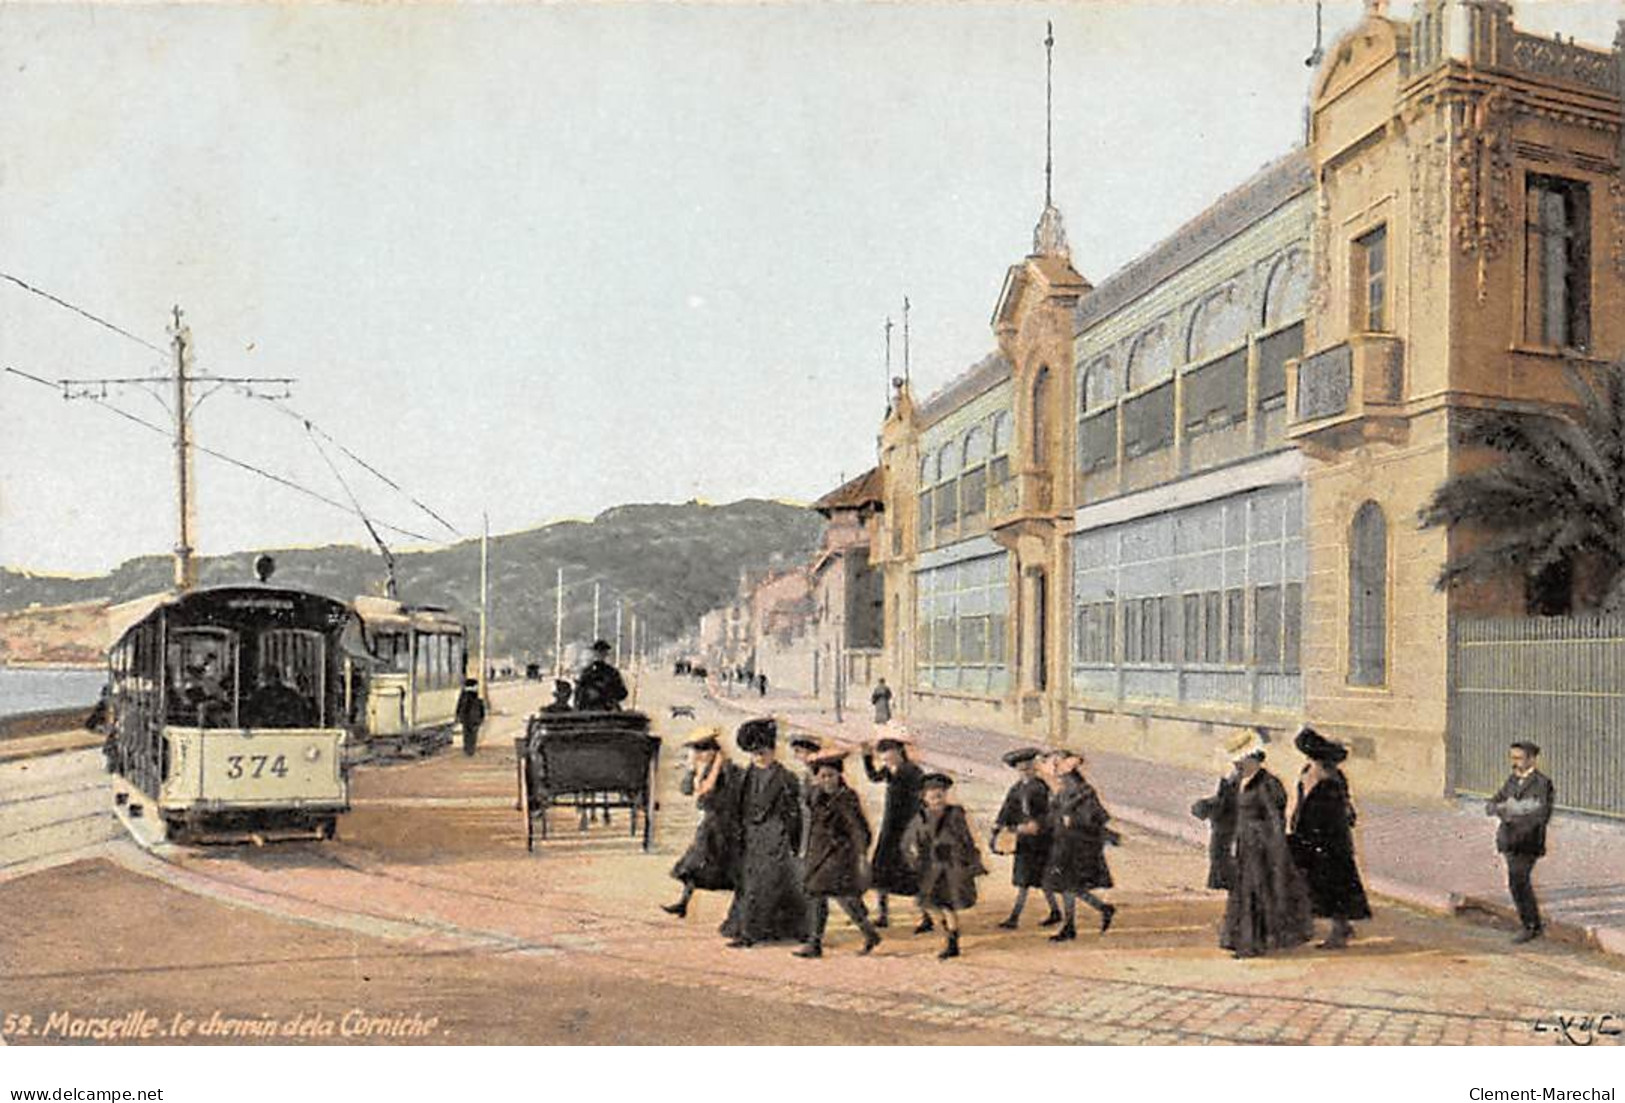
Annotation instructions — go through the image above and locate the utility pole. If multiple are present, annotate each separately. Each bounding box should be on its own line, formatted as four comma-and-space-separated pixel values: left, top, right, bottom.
22, 306, 295, 594
479, 513, 490, 700
615, 601, 624, 666
593, 581, 601, 643
554, 566, 565, 678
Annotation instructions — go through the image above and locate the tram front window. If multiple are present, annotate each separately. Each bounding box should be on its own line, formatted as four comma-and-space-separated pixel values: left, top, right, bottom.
167, 631, 236, 728
245, 629, 323, 728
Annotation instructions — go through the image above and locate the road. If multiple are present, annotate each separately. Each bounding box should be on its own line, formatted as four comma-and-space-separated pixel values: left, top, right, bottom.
3, 671, 1623, 1045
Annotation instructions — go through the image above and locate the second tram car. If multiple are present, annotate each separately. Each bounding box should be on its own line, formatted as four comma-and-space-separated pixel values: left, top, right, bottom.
346, 596, 467, 757
103, 585, 353, 842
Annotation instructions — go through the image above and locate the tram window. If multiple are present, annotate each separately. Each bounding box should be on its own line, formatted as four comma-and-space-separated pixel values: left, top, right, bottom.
247, 629, 323, 728
167, 630, 237, 728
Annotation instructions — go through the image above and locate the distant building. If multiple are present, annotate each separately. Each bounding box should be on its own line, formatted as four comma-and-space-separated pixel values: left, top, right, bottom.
809, 468, 886, 706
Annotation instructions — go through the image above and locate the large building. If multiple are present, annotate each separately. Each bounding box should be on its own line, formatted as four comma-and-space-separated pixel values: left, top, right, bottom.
876, 1, 1625, 800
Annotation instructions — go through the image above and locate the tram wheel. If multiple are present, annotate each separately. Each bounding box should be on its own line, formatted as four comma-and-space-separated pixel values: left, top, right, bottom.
319, 816, 338, 841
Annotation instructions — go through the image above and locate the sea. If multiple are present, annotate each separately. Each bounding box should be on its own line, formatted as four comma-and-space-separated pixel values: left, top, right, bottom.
0, 665, 107, 719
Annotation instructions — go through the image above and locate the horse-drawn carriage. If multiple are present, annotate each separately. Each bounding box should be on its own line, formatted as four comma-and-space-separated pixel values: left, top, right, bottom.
516, 710, 661, 852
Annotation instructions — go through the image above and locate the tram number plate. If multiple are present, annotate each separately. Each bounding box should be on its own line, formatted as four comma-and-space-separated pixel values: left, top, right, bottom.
224, 754, 289, 780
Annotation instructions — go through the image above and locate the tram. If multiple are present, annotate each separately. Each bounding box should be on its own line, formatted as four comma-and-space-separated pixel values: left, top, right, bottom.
346, 596, 468, 758
102, 581, 354, 843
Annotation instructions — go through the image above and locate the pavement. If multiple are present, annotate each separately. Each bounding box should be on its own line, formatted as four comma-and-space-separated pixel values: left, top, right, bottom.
705, 683, 1625, 961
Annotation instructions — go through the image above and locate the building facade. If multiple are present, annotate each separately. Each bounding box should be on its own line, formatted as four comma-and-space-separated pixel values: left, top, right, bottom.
877, 1, 1625, 798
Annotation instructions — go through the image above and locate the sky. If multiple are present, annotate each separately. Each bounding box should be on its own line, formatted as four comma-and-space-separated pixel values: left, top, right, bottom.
1, 1, 1620, 574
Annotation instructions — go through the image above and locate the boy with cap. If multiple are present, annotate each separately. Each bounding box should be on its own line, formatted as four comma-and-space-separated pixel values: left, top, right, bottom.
862, 731, 929, 932
1043, 749, 1118, 941
906, 773, 986, 959
993, 747, 1061, 929
795, 749, 882, 958
665, 726, 742, 919
1486, 740, 1555, 944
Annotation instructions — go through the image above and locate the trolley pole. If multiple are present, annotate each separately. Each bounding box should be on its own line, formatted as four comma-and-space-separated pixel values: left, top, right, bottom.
170, 307, 198, 592
479, 513, 489, 700
554, 566, 565, 678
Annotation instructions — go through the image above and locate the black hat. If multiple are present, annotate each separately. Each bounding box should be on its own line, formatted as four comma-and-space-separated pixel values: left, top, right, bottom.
875, 737, 907, 754
464, 678, 478, 688
1511, 740, 1541, 757
592, 639, 612, 654
1002, 746, 1043, 768
1294, 727, 1348, 765
920, 772, 953, 791
789, 735, 822, 753
810, 749, 849, 773
736, 717, 778, 753
552, 679, 572, 694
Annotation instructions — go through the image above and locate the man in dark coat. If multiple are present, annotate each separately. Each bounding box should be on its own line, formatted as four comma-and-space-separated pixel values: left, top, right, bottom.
720, 718, 809, 947
993, 747, 1061, 929
574, 640, 627, 711
1192, 766, 1240, 892
1288, 727, 1372, 949
665, 727, 742, 919
454, 678, 485, 755
795, 750, 882, 958
1218, 730, 1312, 959
862, 733, 929, 932
906, 773, 986, 959
1042, 750, 1118, 941
1486, 740, 1556, 944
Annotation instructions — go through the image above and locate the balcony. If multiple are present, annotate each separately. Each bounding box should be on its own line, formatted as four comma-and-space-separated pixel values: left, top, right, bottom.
1286, 334, 1405, 444
988, 470, 1054, 529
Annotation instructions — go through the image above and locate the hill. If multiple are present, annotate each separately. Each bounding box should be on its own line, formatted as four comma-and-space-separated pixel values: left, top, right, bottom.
0, 499, 824, 661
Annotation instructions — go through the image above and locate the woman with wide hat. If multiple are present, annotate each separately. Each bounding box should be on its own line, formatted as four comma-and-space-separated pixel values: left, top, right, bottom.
719, 717, 809, 947
664, 726, 742, 919
1218, 728, 1312, 959
1288, 727, 1372, 949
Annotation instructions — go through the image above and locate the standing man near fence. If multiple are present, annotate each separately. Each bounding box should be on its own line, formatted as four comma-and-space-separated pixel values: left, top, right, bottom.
1486, 741, 1555, 945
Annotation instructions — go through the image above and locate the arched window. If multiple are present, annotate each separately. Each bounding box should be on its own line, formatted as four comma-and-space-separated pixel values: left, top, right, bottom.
1262, 250, 1310, 329
1031, 366, 1052, 465
990, 411, 1012, 455
1127, 323, 1174, 391
919, 455, 934, 485
935, 443, 955, 484
1348, 501, 1387, 686
1081, 356, 1116, 412
1185, 284, 1248, 363
961, 427, 988, 469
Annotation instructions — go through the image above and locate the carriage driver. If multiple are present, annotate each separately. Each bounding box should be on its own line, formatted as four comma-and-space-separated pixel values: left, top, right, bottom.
574, 640, 628, 712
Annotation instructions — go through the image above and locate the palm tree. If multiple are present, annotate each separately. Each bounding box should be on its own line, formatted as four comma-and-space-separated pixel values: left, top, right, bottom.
1419, 360, 1625, 614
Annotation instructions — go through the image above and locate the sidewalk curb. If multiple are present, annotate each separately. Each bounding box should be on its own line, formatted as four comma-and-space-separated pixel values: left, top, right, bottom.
703, 687, 1625, 961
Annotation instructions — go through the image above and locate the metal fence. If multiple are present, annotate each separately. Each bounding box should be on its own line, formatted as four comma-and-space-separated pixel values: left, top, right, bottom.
1451, 615, 1625, 819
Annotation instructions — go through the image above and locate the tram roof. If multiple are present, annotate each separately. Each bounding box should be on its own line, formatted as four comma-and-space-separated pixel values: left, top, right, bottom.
352, 594, 463, 634
108, 585, 352, 647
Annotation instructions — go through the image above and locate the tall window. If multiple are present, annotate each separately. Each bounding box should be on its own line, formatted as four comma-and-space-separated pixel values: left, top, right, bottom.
1525, 174, 1591, 350
1032, 367, 1052, 466
1353, 226, 1388, 333
1348, 501, 1387, 686
990, 411, 1012, 486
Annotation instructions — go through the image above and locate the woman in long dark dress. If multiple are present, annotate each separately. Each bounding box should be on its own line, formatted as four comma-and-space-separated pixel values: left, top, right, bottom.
905, 773, 986, 959
720, 718, 809, 947
993, 746, 1061, 929
1219, 732, 1312, 959
1289, 727, 1372, 949
862, 733, 928, 932
1042, 750, 1117, 941
664, 728, 742, 918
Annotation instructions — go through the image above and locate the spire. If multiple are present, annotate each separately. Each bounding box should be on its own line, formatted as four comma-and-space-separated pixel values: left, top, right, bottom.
1031, 21, 1070, 259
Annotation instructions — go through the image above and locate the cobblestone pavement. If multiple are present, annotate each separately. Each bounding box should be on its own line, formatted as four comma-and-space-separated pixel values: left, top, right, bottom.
6, 673, 1624, 1045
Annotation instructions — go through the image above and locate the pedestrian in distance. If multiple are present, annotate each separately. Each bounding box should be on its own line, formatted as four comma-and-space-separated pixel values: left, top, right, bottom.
575, 639, 628, 712
720, 718, 810, 947
1041, 749, 1118, 941
861, 729, 929, 933
1192, 752, 1241, 892
1288, 727, 1372, 950
795, 749, 882, 958
1218, 729, 1312, 959
871, 678, 893, 725
992, 746, 1061, 930
1486, 740, 1555, 944
904, 772, 986, 960
455, 678, 485, 756
665, 726, 743, 919
756, 672, 768, 697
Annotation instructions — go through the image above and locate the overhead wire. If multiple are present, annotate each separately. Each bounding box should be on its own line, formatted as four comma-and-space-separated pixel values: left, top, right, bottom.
0, 271, 166, 355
